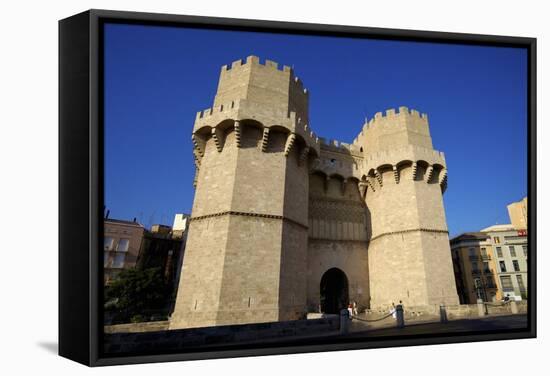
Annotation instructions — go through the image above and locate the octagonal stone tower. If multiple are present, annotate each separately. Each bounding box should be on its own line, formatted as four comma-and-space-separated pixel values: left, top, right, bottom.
170, 56, 320, 329
353, 108, 459, 309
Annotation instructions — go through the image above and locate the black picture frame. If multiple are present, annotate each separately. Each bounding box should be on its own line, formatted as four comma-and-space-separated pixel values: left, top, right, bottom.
59, 9, 537, 366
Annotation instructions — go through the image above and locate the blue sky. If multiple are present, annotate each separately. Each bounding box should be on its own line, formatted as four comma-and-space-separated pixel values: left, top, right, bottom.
104, 23, 527, 236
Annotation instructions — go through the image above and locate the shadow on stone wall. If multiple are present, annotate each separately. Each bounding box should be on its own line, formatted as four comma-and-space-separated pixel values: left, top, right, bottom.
104, 316, 339, 356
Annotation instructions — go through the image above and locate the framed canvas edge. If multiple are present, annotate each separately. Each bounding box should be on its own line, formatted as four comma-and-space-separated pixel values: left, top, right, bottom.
59, 9, 93, 366
93, 330, 535, 367
58, 8, 537, 367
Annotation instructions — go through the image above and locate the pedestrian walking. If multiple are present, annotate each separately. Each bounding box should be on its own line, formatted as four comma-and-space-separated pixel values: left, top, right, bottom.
352, 301, 358, 316
347, 303, 353, 319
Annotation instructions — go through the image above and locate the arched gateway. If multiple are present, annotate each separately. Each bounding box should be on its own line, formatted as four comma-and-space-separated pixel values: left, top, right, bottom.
320, 268, 349, 314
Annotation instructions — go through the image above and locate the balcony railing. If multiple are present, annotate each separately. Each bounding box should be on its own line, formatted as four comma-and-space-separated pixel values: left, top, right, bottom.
481, 254, 491, 261
469, 255, 479, 261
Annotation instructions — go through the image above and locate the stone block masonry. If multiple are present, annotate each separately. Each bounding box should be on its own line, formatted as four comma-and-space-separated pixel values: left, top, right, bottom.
170, 56, 459, 329
105, 317, 339, 355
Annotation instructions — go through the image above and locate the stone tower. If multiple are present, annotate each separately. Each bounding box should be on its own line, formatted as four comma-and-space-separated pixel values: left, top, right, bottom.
171, 57, 460, 330
352, 108, 459, 308
169, 56, 320, 329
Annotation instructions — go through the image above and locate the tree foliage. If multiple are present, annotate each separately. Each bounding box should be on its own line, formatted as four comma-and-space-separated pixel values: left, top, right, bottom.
104, 267, 167, 322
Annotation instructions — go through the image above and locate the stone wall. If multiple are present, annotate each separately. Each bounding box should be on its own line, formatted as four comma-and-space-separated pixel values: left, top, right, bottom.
105, 321, 169, 334
308, 170, 367, 242
169, 215, 231, 328
307, 239, 370, 311
445, 301, 528, 319
231, 126, 286, 215
363, 301, 528, 322
279, 221, 309, 321
105, 317, 339, 355
191, 131, 238, 216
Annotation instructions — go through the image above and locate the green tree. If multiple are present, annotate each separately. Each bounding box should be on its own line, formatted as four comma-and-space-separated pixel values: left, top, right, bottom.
104, 267, 167, 322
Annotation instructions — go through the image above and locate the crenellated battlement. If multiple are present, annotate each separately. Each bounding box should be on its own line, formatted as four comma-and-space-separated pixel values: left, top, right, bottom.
352, 106, 434, 155
193, 58, 441, 185
220, 55, 309, 95
209, 55, 311, 140
192, 98, 319, 152
221, 55, 292, 74
291, 75, 308, 95
359, 106, 428, 134
195, 100, 237, 122
364, 145, 445, 171
378, 106, 426, 122
318, 138, 362, 156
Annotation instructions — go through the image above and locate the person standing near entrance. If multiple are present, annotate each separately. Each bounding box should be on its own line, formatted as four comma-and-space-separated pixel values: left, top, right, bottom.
352, 301, 358, 316
390, 302, 397, 319
347, 303, 353, 319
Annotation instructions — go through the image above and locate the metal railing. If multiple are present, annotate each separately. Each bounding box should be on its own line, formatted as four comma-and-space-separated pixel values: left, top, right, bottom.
350, 312, 394, 323
483, 300, 512, 307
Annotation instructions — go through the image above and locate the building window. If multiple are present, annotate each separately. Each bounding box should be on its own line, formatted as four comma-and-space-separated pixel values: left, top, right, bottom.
516, 275, 526, 292
471, 262, 479, 273
103, 252, 110, 267
523, 245, 528, 257
513, 260, 520, 272
483, 262, 490, 273
499, 261, 507, 272
117, 238, 130, 253
493, 236, 500, 244
112, 253, 126, 268
496, 247, 503, 258
500, 276, 514, 292
509, 245, 517, 257
104, 237, 115, 251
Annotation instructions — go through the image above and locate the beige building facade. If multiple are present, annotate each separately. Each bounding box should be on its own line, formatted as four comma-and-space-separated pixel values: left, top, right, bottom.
508, 197, 528, 230
450, 233, 499, 304
481, 224, 528, 300
103, 218, 145, 284
170, 56, 459, 329
450, 196, 529, 304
